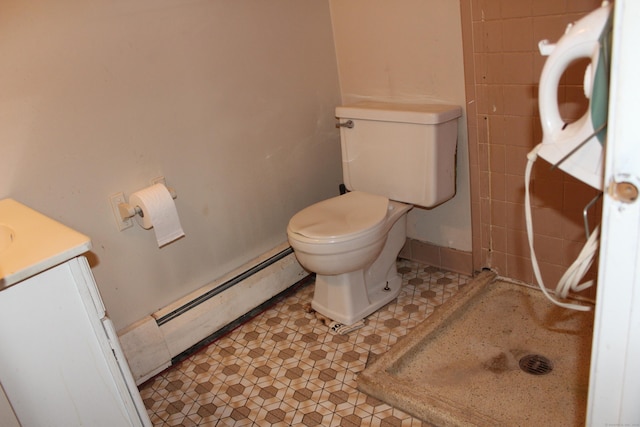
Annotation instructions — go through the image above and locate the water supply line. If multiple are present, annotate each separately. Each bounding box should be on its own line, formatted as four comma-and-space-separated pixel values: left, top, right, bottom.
525, 145, 599, 311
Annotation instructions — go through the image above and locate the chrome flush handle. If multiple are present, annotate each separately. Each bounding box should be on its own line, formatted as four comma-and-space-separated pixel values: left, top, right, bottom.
336, 120, 354, 129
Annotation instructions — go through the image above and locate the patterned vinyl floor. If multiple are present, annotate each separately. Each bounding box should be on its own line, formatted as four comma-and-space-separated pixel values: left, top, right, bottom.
139, 260, 470, 426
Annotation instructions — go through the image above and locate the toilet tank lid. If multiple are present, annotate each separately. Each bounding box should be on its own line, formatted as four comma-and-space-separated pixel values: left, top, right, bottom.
336, 101, 462, 124
288, 191, 389, 240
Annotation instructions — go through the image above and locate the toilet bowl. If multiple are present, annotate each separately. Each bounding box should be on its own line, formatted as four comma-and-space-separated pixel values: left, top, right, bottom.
287, 191, 412, 325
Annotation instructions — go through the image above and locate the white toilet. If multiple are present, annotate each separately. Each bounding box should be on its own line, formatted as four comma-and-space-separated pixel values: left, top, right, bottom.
287, 101, 462, 325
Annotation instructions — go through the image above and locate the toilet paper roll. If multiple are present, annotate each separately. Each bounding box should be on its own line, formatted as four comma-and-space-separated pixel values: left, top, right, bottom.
129, 183, 185, 247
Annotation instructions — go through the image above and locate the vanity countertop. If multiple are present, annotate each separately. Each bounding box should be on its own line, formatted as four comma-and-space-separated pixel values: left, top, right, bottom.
0, 199, 91, 288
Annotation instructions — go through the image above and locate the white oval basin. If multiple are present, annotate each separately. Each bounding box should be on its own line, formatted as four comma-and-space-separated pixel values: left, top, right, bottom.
0, 224, 14, 252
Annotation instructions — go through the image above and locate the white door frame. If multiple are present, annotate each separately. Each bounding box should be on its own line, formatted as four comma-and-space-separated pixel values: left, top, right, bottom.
587, 0, 640, 423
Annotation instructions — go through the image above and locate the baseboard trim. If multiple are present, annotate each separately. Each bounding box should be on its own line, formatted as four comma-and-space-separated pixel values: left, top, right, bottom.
399, 238, 473, 275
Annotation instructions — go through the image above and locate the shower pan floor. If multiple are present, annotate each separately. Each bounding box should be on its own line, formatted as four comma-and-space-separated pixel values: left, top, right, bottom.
357, 271, 594, 426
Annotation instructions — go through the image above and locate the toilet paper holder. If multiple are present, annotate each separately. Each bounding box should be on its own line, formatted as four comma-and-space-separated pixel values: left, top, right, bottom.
118, 186, 177, 221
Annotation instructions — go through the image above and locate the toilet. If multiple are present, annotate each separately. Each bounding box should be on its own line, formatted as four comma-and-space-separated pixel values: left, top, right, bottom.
287, 101, 462, 325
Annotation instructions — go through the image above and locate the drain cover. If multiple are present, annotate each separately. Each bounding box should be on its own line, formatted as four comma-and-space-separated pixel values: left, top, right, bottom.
519, 354, 553, 375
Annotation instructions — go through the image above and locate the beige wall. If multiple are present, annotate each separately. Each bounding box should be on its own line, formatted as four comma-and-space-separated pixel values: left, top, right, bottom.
329, 0, 472, 253
0, 0, 342, 330
461, 0, 602, 293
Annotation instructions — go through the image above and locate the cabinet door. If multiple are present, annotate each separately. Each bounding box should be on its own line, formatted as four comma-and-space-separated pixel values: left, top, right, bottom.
0, 258, 146, 427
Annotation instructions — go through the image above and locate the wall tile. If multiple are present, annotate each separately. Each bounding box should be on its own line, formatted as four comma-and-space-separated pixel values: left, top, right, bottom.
470, 0, 483, 22
503, 84, 536, 116
489, 143, 506, 173
481, 223, 491, 249
481, 195, 493, 230
567, 0, 603, 13
490, 250, 507, 276
532, 157, 565, 181
478, 115, 489, 144
533, 0, 568, 17
505, 145, 531, 176
479, 142, 490, 171
491, 225, 507, 253
563, 239, 593, 268
487, 115, 505, 143
490, 172, 506, 201
534, 234, 565, 264
506, 228, 529, 258
473, 53, 487, 85
505, 201, 526, 232
502, 53, 534, 84
507, 254, 533, 283
472, 22, 487, 53
485, 54, 504, 84
531, 178, 564, 210
533, 53, 547, 85
533, 15, 571, 45
409, 240, 440, 266
476, 84, 489, 114
505, 174, 525, 204
440, 248, 474, 275
532, 206, 564, 237
501, 0, 532, 19
472, 206, 483, 272
480, 171, 491, 198
490, 199, 507, 226
467, 125, 479, 165
560, 86, 589, 121
564, 58, 591, 85
537, 261, 567, 292
466, 87, 479, 121
485, 84, 504, 114
561, 212, 589, 242
473, 0, 501, 22
499, 116, 534, 147
501, 18, 533, 52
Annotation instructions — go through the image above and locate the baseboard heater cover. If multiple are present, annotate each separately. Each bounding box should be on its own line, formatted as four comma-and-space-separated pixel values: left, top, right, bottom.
156, 246, 293, 326
119, 243, 308, 384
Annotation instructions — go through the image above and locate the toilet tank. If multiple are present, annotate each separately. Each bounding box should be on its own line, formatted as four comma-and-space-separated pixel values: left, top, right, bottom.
336, 101, 462, 208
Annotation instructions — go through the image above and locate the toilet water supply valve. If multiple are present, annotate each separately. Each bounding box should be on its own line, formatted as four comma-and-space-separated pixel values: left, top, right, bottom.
526, 2, 612, 311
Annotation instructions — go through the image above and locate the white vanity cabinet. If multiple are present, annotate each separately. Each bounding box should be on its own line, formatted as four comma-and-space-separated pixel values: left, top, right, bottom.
0, 256, 151, 427
0, 199, 151, 427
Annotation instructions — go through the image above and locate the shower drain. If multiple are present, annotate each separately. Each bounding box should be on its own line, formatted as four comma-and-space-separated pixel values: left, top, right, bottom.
519, 354, 554, 375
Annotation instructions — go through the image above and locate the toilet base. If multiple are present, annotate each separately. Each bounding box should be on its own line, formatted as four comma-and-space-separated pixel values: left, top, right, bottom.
312, 269, 402, 326
304, 200, 412, 326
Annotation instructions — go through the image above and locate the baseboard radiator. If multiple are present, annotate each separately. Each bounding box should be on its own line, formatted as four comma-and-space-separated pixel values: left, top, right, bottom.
118, 243, 308, 385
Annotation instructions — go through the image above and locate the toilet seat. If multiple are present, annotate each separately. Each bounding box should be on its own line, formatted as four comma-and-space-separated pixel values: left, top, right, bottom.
287, 191, 389, 244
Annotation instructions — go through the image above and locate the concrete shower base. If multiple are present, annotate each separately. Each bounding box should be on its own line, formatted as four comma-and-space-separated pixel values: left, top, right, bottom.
357, 271, 594, 426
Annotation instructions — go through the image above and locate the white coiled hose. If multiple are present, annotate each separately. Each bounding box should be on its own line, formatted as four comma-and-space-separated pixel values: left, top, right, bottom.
524, 145, 598, 311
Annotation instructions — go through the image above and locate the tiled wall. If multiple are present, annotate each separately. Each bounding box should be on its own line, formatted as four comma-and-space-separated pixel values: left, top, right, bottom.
461, 0, 603, 297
